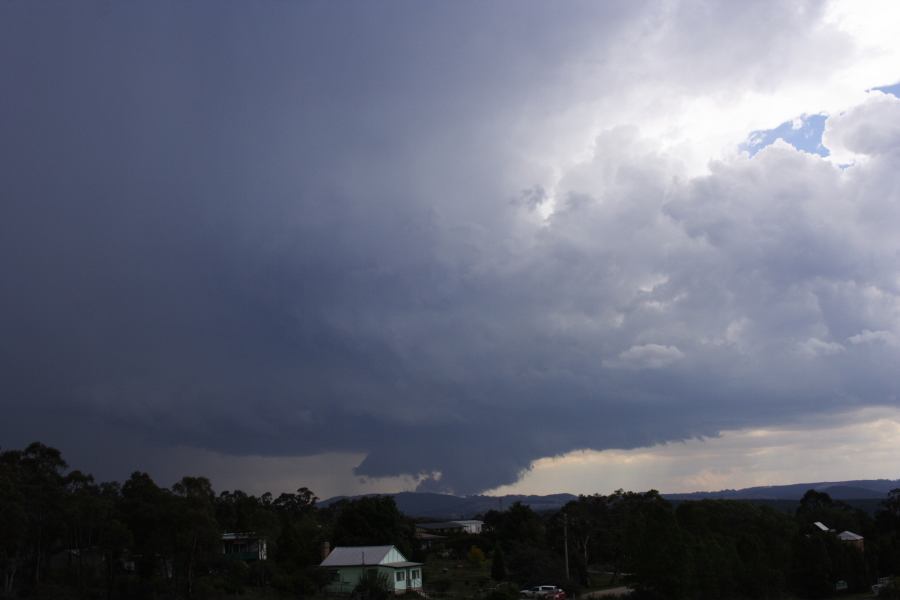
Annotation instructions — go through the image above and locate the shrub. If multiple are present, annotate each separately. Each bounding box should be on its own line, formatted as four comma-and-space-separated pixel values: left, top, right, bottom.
468, 545, 487, 567
353, 570, 392, 600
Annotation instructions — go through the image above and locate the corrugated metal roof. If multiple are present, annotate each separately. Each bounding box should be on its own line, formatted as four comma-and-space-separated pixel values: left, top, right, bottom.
838, 531, 863, 541
813, 521, 830, 532
417, 521, 469, 530
417, 520, 483, 529
320, 546, 400, 567
222, 532, 262, 540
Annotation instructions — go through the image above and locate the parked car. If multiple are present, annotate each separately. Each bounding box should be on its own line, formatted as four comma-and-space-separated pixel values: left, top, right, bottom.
520, 585, 565, 599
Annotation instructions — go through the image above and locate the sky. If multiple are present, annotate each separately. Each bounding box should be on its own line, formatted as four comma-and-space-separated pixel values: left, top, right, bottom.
3, 1, 900, 499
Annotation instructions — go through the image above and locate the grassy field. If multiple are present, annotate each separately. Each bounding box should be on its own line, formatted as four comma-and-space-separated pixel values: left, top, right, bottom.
584, 571, 623, 590
422, 556, 496, 599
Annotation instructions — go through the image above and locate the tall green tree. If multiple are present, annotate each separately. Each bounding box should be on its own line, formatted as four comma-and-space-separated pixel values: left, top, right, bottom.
62, 470, 108, 593
617, 490, 688, 599
331, 496, 413, 555
485, 502, 546, 550
677, 499, 795, 599
0, 455, 28, 595
18, 442, 68, 587
875, 489, 900, 576
171, 476, 220, 598
121, 471, 175, 597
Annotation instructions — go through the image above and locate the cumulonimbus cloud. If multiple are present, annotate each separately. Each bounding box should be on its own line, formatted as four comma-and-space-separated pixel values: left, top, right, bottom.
3, 1, 900, 494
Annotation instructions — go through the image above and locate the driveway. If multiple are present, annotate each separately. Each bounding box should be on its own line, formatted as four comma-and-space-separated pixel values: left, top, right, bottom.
579, 586, 632, 599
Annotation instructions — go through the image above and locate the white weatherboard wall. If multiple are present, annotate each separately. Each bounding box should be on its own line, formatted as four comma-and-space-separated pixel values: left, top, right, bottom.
379, 547, 405, 565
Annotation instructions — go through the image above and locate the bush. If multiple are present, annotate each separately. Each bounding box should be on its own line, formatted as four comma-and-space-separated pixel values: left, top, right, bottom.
353, 570, 392, 600
469, 545, 487, 567
878, 578, 900, 599
491, 547, 507, 581
223, 559, 250, 594
482, 582, 520, 600
430, 577, 453, 593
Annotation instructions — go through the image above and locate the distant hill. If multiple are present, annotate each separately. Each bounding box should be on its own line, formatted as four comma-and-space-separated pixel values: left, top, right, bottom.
318, 492, 577, 518
663, 479, 900, 501
318, 479, 900, 519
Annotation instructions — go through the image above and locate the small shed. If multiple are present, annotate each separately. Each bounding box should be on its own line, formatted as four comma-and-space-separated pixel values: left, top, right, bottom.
837, 530, 864, 551
320, 545, 423, 595
414, 531, 446, 550
417, 520, 484, 535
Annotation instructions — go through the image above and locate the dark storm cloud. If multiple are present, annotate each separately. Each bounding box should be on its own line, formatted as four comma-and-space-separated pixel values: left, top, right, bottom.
3, 1, 898, 493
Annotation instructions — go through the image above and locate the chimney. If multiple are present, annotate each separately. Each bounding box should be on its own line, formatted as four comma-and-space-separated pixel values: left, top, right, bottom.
321, 541, 331, 561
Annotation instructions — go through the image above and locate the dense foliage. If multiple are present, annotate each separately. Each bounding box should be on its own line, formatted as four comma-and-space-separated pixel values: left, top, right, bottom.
2, 441, 899, 599
0, 442, 416, 599
474, 489, 894, 600
520, 489, 889, 600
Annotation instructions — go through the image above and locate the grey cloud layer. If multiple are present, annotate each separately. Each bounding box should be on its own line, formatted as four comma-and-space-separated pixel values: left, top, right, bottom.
2, 1, 898, 493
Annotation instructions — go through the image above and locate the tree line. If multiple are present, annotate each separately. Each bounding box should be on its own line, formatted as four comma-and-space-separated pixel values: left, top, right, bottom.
0, 442, 415, 599
478, 489, 900, 600
3, 441, 900, 599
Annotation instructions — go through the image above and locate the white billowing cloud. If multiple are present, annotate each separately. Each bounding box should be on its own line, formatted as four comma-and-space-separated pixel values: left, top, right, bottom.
847, 329, 899, 346
824, 92, 900, 163
799, 338, 846, 358
608, 344, 685, 370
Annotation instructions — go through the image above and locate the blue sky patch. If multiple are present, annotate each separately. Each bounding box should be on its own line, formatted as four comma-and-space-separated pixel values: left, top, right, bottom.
872, 82, 900, 98
741, 113, 829, 157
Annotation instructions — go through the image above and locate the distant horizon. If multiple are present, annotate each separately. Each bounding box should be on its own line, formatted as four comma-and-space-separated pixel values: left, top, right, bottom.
12, 438, 900, 502
318, 477, 900, 502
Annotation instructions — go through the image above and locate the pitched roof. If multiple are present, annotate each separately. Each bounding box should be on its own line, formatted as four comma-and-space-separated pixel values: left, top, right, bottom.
417, 521, 466, 530
222, 532, 263, 541
320, 546, 404, 567
451, 520, 483, 526
838, 530, 864, 541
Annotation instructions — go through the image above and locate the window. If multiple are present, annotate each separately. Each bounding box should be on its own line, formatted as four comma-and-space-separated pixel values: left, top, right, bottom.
396, 571, 405, 582
411, 569, 419, 579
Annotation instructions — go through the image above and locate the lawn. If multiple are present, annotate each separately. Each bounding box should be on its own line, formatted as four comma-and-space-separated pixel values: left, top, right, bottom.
422, 556, 496, 599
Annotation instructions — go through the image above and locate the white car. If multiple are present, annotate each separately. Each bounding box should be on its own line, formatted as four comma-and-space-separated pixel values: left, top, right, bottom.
520, 585, 564, 599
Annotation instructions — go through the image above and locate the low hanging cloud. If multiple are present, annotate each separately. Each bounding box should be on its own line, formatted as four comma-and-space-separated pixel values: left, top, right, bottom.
606, 344, 686, 370
798, 338, 846, 359
3, 2, 900, 494
847, 329, 899, 346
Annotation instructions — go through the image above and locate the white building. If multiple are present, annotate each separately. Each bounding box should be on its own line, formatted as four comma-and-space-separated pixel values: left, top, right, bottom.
320, 545, 423, 595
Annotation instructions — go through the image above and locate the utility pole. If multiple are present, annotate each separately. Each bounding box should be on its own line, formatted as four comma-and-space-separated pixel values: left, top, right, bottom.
563, 512, 570, 580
